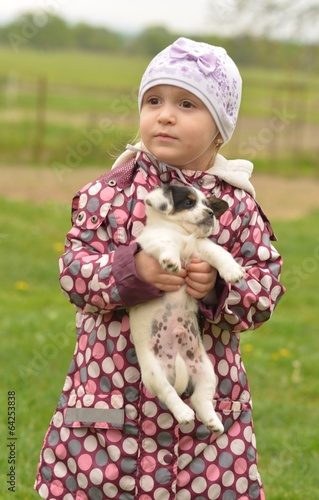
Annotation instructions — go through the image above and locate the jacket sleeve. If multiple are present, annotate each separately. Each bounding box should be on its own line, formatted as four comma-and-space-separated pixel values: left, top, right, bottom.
59, 186, 162, 314
199, 190, 285, 332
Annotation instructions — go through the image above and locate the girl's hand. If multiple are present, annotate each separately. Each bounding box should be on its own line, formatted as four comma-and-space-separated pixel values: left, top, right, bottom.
185, 258, 217, 299
135, 250, 186, 292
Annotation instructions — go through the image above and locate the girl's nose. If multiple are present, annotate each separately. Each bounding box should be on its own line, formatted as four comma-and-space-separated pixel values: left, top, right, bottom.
157, 104, 176, 125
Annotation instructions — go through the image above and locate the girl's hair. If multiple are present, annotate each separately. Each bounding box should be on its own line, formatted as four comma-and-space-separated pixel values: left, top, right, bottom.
111, 139, 143, 170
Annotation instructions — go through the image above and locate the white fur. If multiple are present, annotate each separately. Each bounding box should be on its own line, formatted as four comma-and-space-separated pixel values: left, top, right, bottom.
130, 186, 244, 433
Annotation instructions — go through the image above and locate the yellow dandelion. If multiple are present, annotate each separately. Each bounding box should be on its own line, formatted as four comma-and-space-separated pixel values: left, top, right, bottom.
15, 281, 28, 291
243, 344, 254, 353
53, 242, 65, 253
271, 352, 280, 361
279, 348, 290, 358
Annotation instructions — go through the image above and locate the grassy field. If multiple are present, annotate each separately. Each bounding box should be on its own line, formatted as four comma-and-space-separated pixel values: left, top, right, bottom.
0, 46, 318, 174
0, 195, 318, 499
0, 45, 318, 497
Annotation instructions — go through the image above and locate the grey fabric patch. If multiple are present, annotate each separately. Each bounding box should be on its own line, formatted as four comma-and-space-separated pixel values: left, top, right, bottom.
65, 408, 124, 426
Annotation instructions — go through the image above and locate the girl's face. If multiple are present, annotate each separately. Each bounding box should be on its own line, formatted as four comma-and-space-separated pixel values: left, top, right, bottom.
140, 85, 219, 171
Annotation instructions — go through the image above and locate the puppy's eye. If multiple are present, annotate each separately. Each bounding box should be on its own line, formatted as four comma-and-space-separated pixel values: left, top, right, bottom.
182, 199, 196, 208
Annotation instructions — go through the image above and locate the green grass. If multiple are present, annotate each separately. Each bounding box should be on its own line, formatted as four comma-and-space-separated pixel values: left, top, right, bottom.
0, 196, 318, 499
0, 47, 147, 89
241, 214, 319, 499
0, 46, 318, 173
0, 198, 74, 498
1, 46, 318, 94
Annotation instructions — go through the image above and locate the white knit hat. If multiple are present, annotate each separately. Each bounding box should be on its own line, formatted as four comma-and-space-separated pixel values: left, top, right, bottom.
138, 37, 242, 144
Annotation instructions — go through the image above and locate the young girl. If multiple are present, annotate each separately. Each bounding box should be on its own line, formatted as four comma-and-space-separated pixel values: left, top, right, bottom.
35, 37, 285, 500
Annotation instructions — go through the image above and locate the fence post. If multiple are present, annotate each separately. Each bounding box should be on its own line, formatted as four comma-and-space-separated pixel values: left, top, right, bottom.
33, 76, 47, 164
5, 72, 19, 105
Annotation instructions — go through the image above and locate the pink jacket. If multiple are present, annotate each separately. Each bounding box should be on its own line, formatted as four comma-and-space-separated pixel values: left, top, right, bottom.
35, 152, 285, 499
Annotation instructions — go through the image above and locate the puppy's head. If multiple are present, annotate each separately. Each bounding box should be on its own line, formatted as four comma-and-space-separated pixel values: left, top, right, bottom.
145, 185, 228, 236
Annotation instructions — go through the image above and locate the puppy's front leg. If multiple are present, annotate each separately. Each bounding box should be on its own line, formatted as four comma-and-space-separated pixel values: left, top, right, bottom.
137, 230, 182, 273
159, 245, 182, 274
196, 239, 245, 284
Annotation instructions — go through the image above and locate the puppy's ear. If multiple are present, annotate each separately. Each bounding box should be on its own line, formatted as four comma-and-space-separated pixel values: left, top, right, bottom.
207, 197, 229, 219
144, 188, 172, 214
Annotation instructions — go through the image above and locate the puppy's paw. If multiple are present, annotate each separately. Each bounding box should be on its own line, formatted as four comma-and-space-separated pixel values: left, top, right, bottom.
219, 261, 245, 284
175, 405, 195, 425
204, 415, 224, 435
159, 254, 181, 274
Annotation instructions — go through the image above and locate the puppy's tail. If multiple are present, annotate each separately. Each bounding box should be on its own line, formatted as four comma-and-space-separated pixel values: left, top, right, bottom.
174, 353, 189, 395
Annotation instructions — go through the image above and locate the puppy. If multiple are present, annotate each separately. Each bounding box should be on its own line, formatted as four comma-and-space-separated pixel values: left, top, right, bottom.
129, 185, 244, 433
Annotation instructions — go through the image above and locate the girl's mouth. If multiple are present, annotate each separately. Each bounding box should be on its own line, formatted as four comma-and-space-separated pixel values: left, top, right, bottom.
156, 133, 176, 141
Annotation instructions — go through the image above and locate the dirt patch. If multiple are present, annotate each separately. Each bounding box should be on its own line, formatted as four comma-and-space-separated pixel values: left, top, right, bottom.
0, 165, 318, 220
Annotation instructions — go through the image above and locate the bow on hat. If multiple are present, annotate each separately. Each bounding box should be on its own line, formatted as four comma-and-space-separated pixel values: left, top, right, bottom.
169, 37, 219, 76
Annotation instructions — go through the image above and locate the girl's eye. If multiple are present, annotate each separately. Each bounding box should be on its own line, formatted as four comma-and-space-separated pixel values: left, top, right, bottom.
181, 100, 194, 109
148, 97, 160, 105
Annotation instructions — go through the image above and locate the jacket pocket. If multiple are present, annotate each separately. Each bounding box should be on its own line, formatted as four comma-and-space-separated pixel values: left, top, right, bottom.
63, 391, 124, 430
214, 398, 251, 414
214, 398, 252, 433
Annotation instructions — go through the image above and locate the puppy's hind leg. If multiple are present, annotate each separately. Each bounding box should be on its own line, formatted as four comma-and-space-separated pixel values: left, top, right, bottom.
130, 299, 194, 425
141, 356, 195, 425
190, 352, 224, 435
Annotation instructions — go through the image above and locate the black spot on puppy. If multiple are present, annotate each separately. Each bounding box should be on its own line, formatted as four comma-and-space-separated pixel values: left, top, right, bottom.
207, 197, 229, 219
159, 202, 168, 212
186, 350, 195, 360
164, 185, 198, 213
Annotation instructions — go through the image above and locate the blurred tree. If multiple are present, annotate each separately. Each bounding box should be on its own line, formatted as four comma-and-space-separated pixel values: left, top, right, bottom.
0, 13, 123, 53
126, 26, 177, 55
209, 0, 319, 43
72, 23, 122, 52
3, 13, 72, 51
31, 14, 72, 49
0, 11, 318, 72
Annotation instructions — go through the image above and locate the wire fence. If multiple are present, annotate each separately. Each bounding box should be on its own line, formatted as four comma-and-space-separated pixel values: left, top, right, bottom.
1, 73, 318, 174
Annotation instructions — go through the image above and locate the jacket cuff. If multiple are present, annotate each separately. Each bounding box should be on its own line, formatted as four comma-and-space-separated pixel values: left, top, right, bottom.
113, 243, 163, 307
199, 276, 229, 321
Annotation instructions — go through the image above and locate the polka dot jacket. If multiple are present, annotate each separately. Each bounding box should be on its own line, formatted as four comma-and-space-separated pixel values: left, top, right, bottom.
35, 152, 285, 500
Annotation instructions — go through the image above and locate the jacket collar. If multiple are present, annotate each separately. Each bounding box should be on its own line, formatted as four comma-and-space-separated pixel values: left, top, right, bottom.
112, 143, 255, 198
208, 154, 255, 198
